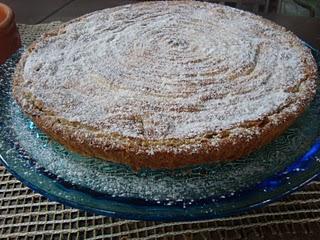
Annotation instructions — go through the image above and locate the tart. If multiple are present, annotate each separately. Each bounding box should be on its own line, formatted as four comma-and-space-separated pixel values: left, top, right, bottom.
13, 1, 317, 169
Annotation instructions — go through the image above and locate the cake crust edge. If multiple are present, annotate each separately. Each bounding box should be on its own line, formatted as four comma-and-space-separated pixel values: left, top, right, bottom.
13, 6, 318, 170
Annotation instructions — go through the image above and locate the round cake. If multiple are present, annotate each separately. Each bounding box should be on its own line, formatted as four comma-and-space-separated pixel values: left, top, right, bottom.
13, 1, 317, 169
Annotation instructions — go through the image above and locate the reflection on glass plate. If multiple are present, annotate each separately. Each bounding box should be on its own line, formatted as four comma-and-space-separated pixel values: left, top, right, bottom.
0, 44, 319, 221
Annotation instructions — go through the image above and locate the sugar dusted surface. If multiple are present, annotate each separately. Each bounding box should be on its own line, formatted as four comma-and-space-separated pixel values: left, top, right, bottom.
7, 80, 320, 200
2, 48, 320, 205
22, 1, 314, 141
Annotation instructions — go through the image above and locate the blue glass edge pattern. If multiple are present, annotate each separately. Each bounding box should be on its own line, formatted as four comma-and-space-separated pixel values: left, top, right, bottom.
1, 142, 320, 222
7, 133, 320, 208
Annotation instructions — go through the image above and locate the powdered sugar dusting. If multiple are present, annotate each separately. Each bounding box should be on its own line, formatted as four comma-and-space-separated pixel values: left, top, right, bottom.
22, 1, 314, 140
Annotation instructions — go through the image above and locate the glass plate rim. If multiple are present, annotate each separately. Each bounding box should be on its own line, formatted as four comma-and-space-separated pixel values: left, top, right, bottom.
0, 42, 319, 222
1, 138, 320, 222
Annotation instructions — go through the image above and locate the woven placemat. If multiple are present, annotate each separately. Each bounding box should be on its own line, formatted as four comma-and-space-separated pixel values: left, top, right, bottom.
1, 22, 320, 240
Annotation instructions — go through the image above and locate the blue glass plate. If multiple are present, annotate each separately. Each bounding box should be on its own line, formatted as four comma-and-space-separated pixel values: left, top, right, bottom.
0, 44, 319, 222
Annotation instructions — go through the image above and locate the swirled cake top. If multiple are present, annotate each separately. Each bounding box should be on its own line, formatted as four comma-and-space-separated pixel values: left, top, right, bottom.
22, 1, 316, 140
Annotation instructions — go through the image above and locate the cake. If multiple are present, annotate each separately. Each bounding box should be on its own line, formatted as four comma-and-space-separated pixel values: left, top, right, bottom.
13, 1, 317, 169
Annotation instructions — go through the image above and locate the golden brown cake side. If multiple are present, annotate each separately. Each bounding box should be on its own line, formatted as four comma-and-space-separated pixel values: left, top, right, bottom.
13, 1, 318, 169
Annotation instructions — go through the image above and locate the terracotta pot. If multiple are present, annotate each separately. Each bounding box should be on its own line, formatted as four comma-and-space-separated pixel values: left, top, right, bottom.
0, 3, 21, 64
